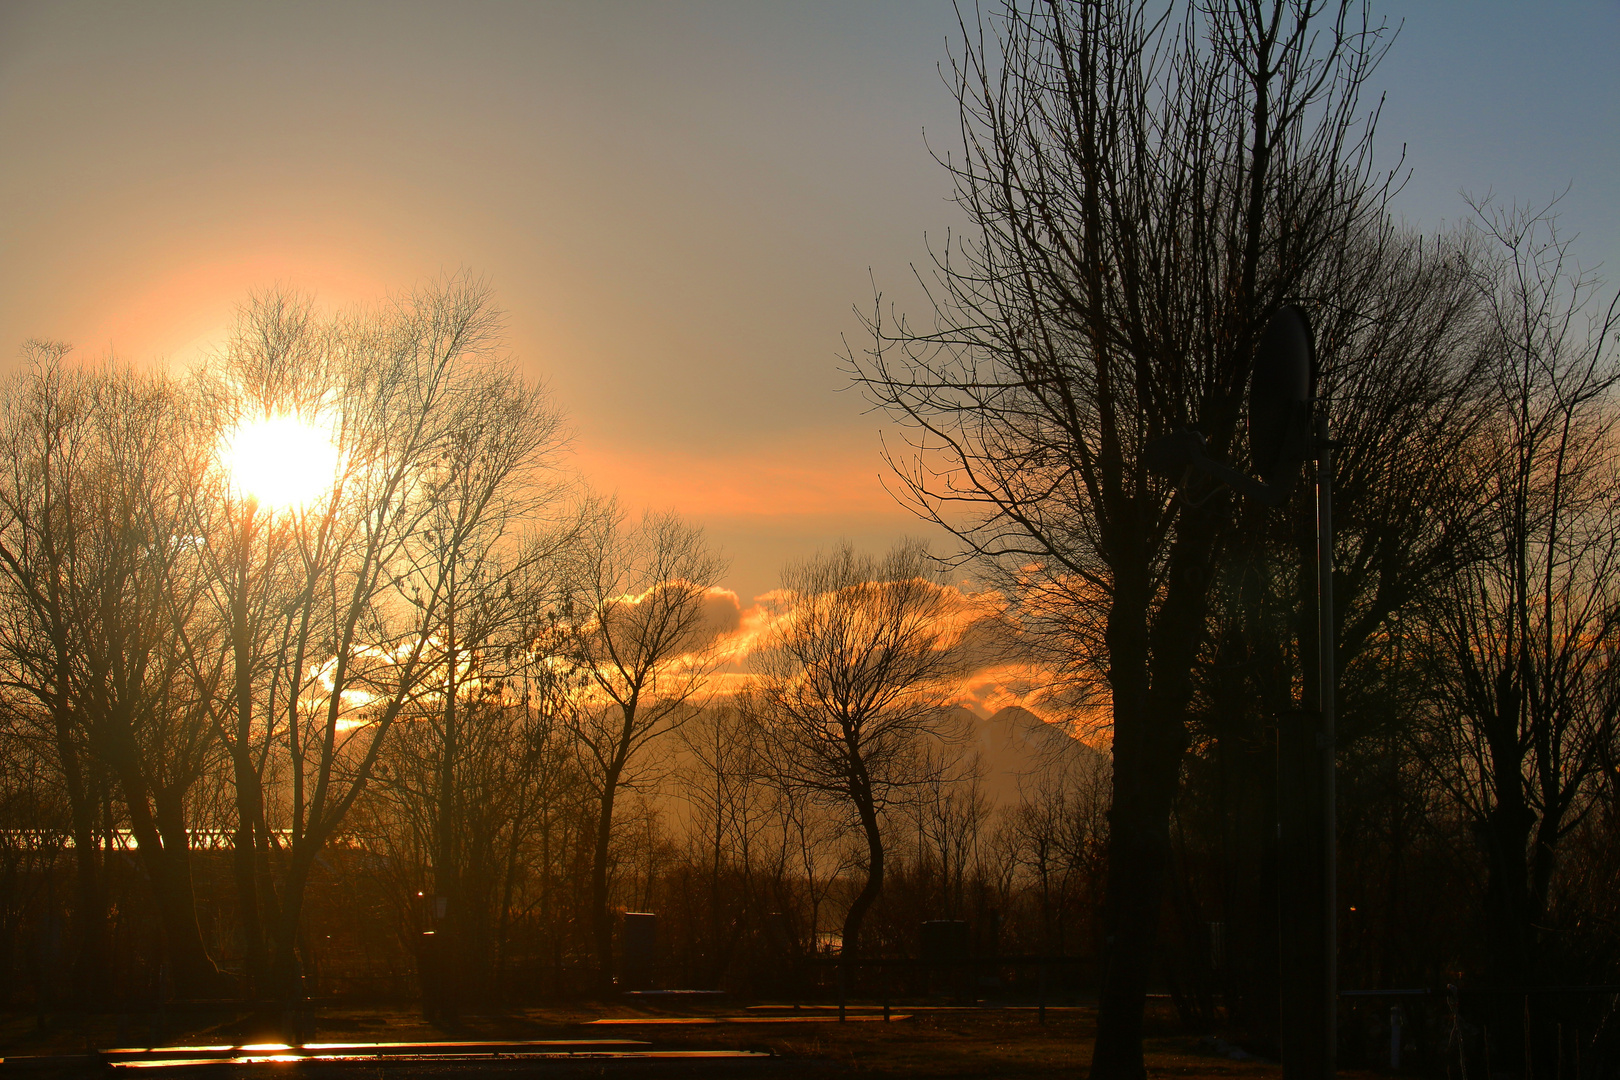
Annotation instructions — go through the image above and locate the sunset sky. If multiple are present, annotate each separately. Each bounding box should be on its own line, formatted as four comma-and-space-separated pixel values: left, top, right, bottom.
2, 1, 1615, 611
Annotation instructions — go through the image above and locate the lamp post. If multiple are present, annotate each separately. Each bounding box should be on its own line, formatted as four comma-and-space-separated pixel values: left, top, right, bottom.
1313, 409, 1337, 1080
1145, 305, 1335, 1079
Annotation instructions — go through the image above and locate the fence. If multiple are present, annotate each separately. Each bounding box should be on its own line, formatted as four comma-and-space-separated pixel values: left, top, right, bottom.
805, 954, 1095, 1023
1340, 984, 1620, 1077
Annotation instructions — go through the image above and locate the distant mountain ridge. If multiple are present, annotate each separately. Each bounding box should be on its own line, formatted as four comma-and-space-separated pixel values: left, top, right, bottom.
650, 704, 1105, 824
954, 705, 1106, 810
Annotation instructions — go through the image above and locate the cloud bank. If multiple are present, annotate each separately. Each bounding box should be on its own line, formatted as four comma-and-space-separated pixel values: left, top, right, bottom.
694, 579, 1103, 738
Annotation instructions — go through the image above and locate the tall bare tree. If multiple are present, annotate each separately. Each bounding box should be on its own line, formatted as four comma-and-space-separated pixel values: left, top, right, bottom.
186, 293, 336, 994
231, 278, 533, 1001
1169, 218, 1495, 1041
401, 360, 567, 1007
0, 351, 110, 1004
676, 703, 768, 985
850, 2, 1394, 1071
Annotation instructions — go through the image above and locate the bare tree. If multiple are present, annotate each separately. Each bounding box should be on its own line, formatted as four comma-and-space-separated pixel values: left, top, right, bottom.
849, 2, 1394, 1071
754, 764, 852, 964
909, 752, 991, 921
748, 541, 966, 959
1168, 218, 1496, 1040
363, 523, 593, 999
397, 360, 567, 1007
0, 356, 229, 996
0, 351, 110, 1003
997, 744, 1110, 955
186, 293, 336, 994
229, 277, 531, 1001
561, 507, 723, 989
1414, 201, 1620, 1065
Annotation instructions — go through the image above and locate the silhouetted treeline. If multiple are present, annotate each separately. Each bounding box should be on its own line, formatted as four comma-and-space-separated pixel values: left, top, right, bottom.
0, 285, 1115, 1019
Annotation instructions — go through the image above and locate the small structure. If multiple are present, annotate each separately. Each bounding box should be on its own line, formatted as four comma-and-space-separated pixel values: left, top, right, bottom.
620, 912, 657, 990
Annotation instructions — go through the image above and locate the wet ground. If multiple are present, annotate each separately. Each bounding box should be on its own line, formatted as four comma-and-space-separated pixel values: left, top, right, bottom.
1, 1001, 1387, 1078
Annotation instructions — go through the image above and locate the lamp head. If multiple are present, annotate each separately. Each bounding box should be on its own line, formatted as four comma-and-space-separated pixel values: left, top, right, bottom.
1248, 305, 1315, 486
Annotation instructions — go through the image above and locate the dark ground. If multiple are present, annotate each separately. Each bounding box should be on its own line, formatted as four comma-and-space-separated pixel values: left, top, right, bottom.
1, 1001, 1392, 1079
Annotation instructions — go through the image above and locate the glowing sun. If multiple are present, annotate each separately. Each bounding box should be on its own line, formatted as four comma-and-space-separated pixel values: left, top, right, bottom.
220, 412, 342, 511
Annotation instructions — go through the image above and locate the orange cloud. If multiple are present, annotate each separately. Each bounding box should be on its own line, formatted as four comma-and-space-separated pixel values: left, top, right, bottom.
697, 576, 1103, 741
697, 586, 744, 638
576, 573, 1108, 746
949, 660, 1109, 738
706, 588, 784, 666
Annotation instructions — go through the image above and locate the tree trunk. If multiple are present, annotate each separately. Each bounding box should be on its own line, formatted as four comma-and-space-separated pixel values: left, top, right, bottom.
150, 786, 227, 998
591, 771, 620, 993
839, 780, 885, 960
709, 795, 726, 986
50, 703, 108, 1007
1091, 519, 1217, 1080
103, 727, 222, 1000
270, 847, 317, 1006
1092, 698, 1183, 1080
1481, 677, 1535, 1073
230, 743, 268, 992
433, 629, 461, 1011
230, 564, 269, 994
1483, 670, 1533, 984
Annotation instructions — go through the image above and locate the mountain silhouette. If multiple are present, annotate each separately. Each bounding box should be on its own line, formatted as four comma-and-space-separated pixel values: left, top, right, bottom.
955, 705, 1107, 810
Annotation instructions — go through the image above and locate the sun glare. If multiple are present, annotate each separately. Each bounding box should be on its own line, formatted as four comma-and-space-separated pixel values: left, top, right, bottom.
220, 412, 342, 511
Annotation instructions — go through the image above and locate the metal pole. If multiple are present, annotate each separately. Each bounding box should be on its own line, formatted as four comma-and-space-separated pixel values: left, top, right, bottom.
1390, 1005, 1403, 1071
1316, 411, 1337, 1076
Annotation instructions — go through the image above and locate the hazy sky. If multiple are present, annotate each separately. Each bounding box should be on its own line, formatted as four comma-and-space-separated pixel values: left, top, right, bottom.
2, 1, 1615, 606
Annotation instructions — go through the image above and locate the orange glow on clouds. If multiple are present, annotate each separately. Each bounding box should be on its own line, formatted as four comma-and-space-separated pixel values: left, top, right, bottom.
696, 578, 1094, 736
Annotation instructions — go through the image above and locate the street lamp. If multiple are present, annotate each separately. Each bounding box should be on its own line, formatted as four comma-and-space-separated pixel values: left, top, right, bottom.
1145, 305, 1336, 1080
